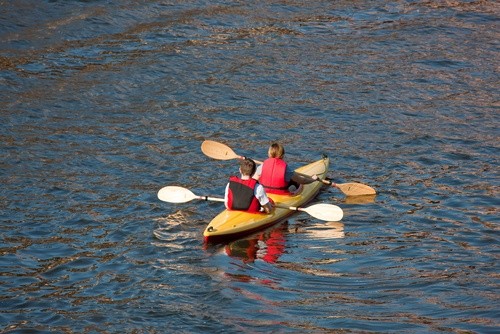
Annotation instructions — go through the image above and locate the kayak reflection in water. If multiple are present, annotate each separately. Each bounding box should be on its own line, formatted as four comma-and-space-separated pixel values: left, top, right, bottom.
225, 223, 287, 263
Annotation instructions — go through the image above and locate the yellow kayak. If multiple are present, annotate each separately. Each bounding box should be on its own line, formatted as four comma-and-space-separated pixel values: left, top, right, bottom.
203, 156, 329, 243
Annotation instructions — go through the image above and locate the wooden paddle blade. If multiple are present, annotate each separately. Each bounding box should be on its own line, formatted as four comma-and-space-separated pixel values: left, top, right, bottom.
201, 140, 239, 160
301, 203, 344, 222
335, 183, 376, 196
344, 194, 376, 204
157, 186, 197, 203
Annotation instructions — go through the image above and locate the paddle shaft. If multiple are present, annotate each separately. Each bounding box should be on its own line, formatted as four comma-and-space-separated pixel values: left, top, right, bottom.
196, 196, 225, 203
194, 195, 340, 221
294, 172, 337, 187
276, 205, 305, 212
319, 178, 336, 187
195, 198, 325, 217
248, 157, 263, 164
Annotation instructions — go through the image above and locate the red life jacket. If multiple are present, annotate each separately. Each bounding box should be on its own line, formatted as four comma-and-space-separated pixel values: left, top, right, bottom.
259, 158, 290, 195
227, 176, 261, 213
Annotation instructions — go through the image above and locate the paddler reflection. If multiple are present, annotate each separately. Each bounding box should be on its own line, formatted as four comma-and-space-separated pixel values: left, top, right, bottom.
225, 221, 345, 263
225, 223, 288, 263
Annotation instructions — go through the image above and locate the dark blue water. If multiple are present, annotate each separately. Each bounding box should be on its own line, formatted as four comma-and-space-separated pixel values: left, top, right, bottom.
1, 1, 498, 333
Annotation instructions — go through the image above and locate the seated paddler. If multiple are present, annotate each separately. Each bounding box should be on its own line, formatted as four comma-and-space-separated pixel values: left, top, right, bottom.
255, 142, 318, 195
224, 158, 274, 214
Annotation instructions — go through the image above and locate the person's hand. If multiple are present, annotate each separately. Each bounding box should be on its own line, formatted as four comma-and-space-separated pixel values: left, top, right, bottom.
311, 174, 319, 180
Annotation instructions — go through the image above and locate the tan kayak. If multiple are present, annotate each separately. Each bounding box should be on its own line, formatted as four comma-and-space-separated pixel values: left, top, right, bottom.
203, 156, 329, 243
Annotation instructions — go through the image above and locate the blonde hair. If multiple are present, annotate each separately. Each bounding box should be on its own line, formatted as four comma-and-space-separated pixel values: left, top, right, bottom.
268, 143, 285, 159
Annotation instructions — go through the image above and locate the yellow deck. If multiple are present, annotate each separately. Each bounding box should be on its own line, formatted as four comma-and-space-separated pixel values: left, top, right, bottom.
203, 157, 329, 243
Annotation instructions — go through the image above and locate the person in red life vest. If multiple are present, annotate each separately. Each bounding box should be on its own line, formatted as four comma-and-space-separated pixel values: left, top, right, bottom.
255, 142, 318, 195
224, 158, 274, 214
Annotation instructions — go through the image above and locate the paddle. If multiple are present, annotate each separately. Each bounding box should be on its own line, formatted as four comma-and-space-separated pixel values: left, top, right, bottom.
321, 179, 376, 196
200, 140, 376, 196
157, 186, 343, 221
158, 186, 225, 204
201, 140, 263, 164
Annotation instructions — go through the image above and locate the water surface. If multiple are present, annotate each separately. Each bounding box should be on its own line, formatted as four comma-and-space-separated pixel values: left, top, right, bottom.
1, 1, 498, 333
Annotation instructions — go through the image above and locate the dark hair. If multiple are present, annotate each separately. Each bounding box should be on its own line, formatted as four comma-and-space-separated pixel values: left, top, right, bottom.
240, 158, 256, 176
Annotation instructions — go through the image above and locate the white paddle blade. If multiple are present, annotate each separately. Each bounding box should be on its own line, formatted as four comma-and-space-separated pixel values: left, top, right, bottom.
157, 186, 197, 203
304, 203, 344, 222
201, 140, 238, 160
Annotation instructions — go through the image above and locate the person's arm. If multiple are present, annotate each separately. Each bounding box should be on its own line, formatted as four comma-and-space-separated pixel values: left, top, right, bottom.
255, 184, 274, 214
291, 172, 319, 185
224, 183, 230, 209
253, 163, 263, 180
284, 165, 294, 183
